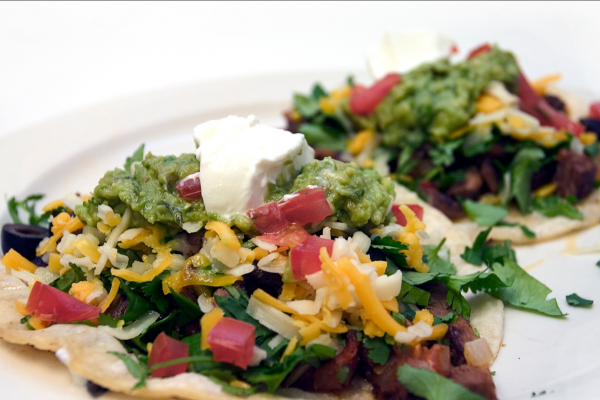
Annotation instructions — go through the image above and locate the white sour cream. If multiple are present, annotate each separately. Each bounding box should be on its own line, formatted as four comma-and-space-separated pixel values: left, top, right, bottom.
367, 31, 457, 79
193, 115, 314, 217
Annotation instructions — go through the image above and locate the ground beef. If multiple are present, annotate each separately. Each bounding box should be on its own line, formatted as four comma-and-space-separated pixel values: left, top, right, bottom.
554, 148, 597, 199
313, 331, 360, 393
531, 162, 557, 191
447, 168, 484, 199
314, 149, 343, 160
418, 182, 465, 220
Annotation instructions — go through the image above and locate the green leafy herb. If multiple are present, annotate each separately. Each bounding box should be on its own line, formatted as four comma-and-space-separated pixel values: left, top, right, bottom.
108, 352, 149, 390
215, 294, 272, 342
50, 263, 86, 293
98, 313, 119, 328
424, 239, 457, 275
169, 287, 202, 327
488, 257, 564, 316
433, 312, 457, 325
336, 366, 350, 383
243, 347, 310, 393
597, 260, 600, 267
532, 195, 583, 220
473, 328, 480, 338
309, 344, 337, 360
398, 281, 430, 307
298, 123, 348, 150
463, 200, 508, 226
566, 293, 593, 307
242, 240, 257, 250
7, 194, 53, 226
294, 94, 320, 118
363, 337, 391, 365
461, 228, 492, 266
121, 284, 156, 322
124, 144, 145, 175
428, 140, 463, 167
372, 236, 408, 267
509, 147, 545, 213
397, 365, 486, 400
392, 312, 406, 326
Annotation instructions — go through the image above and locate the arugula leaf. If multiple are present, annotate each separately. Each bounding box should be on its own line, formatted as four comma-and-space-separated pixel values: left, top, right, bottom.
463, 200, 508, 226
363, 337, 391, 365
461, 228, 491, 266
169, 287, 202, 327
108, 352, 149, 390
121, 284, 156, 322
50, 263, 86, 293
433, 312, 457, 325
124, 144, 145, 174
509, 147, 544, 213
566, 293, 593, 307
423, 239, 456, 275
532, 195, 583, 220
397, 365, 486, 400
488, 257, 564, 316
372, 236, 409, 267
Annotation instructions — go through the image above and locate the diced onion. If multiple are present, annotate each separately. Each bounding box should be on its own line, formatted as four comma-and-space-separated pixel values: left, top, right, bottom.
62, 193, 84, 211
407, 321, 433, 338
268, 335, 285, 350
251, 237, 277, 252
97, 311, 160, 340
247, 296, 299, 340
394, 331, 417, 344
197, 294, 215, 313
371, 271, 403, 301
249, 346, 268, 367
464, 338, 493, 367
352, 231, 371, 254
228, 263, 255, 277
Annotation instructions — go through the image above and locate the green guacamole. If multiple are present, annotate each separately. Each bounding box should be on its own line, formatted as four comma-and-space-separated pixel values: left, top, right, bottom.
78, 153, 395, 234
350, 47, 519, 147
269, 157, 395, 227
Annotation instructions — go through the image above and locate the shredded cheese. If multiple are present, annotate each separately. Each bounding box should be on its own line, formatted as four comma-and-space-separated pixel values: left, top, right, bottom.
279, 283, 296, 302
99, 278, 121, 312
161, 268, 241, 295
14, 300, 28, 316
397, 205, 428, 273
1, 249, 37, 273
200, 307, 224, 350
42, 199, 66, 212
280, 336, 298, 361
205, 221, 240, 250
112, 251, 173, 283
38, 216, 84, 255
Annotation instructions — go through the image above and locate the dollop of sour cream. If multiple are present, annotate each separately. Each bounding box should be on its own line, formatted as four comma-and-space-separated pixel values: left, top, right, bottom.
367, 31, 457, 79
193, 115, 314, 217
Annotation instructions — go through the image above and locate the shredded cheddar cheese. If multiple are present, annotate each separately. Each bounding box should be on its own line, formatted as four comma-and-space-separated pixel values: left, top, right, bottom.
200, 307, 224, 350
112, 252, 173, 283
99, 278, 121, 312
347, 130, 375, 155
38, 216, 84, 256
1, 249, 37, 273
42, 199, 66, 212
281, 336, 298, 361
397, 205, 428, 273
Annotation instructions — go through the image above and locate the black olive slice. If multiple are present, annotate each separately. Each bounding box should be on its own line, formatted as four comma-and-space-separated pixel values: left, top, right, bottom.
1, 224, 49, 261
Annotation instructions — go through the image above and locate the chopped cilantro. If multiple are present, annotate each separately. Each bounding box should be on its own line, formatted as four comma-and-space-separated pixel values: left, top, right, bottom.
532, 195, 583, 220
433, 312, 457, 326
336, 366, 350, 383
397, 364, 486, 400
428, 140, 463, 167
392, 312, 406, 326
7, 194, 53, 227
50, 263, 86, 293
509, 147, 545, 213
168, 287, 202, 327
124, 144, 145, 175
566, 293, 593, 307
491, 371, 496, 376
371, 236, 408, 267
597, 260, 600, 267
461, 228, 492, 266
463, 200, 508, 226
473, 328, 480, 338
398, 281, 430, 306
108, 352, 149, 389
363, 337, 391, 365
423, 239, 456, 275
98, 313, 119, 328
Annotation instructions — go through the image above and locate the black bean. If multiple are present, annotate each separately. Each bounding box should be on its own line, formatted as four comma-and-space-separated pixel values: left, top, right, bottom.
580, 118, 600, 137
1, 224, 49, 261
86, 380, 108, 398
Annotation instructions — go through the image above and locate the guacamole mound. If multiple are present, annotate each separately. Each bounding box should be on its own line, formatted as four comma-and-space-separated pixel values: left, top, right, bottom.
269, 157, 395, 227
353, 47, 520, 147
76, 153, 209, 233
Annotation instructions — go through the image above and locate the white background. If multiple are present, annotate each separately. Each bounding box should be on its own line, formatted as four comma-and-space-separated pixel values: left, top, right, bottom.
1, 1, 600, 138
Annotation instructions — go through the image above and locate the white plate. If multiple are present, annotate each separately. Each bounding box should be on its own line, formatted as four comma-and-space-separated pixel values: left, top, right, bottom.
0, 72, 599, 400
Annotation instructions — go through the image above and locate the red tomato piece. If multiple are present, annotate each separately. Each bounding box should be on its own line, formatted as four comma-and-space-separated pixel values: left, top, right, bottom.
290, 235, 334, 280
467, 43, 492, 59
277, 186, 332, 226
391, 204, 424, 227
349, 73, 401, 115
517, 72, 584, 136
255, 224, 312, 248
247, 201, 291, 235
25, 281, 101, 323
207, 317, 255, 369
590, 101, 600, 120
148, 332, 189, 378
176, 172, 202, 201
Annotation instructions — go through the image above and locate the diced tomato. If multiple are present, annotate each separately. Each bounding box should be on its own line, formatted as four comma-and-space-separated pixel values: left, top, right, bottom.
450, 44, 459, 55
290, 235, 334, 280
467, 43, 492, 59
247, 201, 290, 235
516, 72, 584, 136
349, 73, 401, 115
148, 332, 189, 378
25, 281, 101, 323
277, 187, 332, 226
590, 101, 600, 120
255, 223, 312, 248
391, 204, 424, 227
176, 172, 202, 201
207, 317, 255, 369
